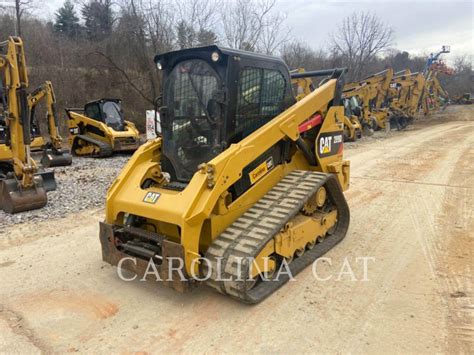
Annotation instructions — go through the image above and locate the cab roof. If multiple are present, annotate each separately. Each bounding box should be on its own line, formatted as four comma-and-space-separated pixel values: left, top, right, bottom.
154, 45, 287, 68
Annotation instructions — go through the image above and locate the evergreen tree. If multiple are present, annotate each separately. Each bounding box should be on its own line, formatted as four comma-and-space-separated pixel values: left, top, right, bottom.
176, 20, 195, 49
197, 29, 217, 47
81, 0, 113, 41
54, 0, 81, 38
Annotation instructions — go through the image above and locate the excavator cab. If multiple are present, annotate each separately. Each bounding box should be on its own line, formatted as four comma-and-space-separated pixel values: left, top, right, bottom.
155, 46, 295, 182
84, 98, 126, 131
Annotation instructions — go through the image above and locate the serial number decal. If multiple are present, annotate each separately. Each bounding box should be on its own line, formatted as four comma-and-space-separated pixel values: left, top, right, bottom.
143, 191, 161, 204
249, 157, 274, 185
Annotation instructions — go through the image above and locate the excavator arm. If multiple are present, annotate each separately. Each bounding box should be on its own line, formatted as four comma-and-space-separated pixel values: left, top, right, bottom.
0, 36, 50, 213
28, 81, 72, 167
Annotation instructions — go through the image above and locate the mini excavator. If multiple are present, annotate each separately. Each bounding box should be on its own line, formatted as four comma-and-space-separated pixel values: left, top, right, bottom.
387, 71, 425, 129
66, 98, 140, 157
0, 37, 56, 213
292, 68, 361, 141
27, 81, 72, 167
99, 46, 351, 303
342, 68, 394, 133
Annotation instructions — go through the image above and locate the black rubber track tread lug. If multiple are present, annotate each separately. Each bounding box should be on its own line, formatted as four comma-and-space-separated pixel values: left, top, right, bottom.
203, 170, 350, 304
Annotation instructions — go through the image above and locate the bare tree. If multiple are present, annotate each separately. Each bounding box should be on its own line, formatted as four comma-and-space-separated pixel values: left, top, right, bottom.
219, 0, 284, 52
258, 11, 289, 55
15, 0, 34, 36
331, 11, 394, 80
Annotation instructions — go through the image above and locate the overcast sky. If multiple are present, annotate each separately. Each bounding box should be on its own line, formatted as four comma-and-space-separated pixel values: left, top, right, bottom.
39, 0, 473, 63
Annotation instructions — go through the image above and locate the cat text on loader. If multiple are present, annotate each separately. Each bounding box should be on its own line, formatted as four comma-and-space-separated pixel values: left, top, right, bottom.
99, 46, 350, 303
0, 37, 56, 213
66, 98, 140, 157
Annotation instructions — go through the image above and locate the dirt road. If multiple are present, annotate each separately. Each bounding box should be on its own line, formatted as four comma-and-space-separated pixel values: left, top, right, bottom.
1, 106, 472, 353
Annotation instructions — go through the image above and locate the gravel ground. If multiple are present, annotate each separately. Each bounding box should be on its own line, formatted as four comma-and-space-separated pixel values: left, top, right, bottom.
0, 155, 129, 228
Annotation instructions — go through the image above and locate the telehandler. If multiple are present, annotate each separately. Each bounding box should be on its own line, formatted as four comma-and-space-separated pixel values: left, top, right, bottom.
66, 98, 140, 157
0, 37, 56, 213
99, 46, 350, 303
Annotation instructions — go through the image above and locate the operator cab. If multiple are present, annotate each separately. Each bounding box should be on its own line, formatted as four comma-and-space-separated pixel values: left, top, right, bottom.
155, 45, 295, 182
84, 98, 125, 131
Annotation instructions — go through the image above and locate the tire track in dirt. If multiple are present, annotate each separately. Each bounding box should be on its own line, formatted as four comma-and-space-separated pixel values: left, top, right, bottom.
0, 305, 51, 353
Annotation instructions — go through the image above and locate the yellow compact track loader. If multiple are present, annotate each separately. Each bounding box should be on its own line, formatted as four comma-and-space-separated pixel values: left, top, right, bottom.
66, 98, 140, 157
0, 37, 56, 213
99, 46, 351, 303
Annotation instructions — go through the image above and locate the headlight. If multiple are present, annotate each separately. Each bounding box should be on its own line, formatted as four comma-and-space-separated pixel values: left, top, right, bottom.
156, 62, 163, 70
211, 51, 220, 62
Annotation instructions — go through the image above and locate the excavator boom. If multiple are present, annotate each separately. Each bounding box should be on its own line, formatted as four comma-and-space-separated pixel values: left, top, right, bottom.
0, 37, 53, 213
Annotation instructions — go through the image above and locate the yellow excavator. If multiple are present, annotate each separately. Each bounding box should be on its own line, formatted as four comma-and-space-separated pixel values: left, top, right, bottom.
1, 79, 71, 167
292, 68, 361, 141
99, 46, 350, 303
342, 68, 394, 133
387, 71, 425, 129
421, 71, 449, 114
27, 81, 72, 167
66, 98, 140, 157
0, 37, 56, 213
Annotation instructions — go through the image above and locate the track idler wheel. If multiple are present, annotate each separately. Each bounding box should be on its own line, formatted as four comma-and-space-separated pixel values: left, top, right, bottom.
0, 176, 47, 214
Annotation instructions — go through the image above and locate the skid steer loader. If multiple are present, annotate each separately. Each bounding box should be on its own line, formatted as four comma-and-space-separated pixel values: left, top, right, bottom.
66, 98, 140, 157
99, 46, 350, 303
0, 37, 56, 213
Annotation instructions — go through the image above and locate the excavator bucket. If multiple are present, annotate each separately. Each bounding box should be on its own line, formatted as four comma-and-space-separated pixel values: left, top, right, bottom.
0, 176, 47, 214
36, 170, 57, 192
40, 148, 72, 168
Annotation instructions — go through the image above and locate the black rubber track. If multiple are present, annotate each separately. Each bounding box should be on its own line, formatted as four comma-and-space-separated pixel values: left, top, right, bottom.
203, 170, 350, 304
73, 134, 113, 158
